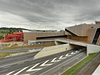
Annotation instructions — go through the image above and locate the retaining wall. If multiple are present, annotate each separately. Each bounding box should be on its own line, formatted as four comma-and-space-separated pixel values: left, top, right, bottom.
34, 44, 77, 59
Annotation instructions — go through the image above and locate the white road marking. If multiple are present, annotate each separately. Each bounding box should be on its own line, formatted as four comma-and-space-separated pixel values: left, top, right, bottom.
51, 57, 60, 62
40, 60, 52, 66
14, 67, 28, 75
59, 55, 63, 59
27, 63, 42, 72
51, 57, 57, 62
59, 55, 66, 59
27, 68, 42, 72
71, 52, 74, 54
6, 71, 15, 75
66, 54, 68, 56
21, 74, 30, 75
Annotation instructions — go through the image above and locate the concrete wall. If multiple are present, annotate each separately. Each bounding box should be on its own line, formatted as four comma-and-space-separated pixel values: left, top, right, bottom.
55, 41, 67, 45
82, 24, 100, 36
87, 28, 97, 43
87, 44, 100, 54
86, 28, 100, 44
65, 24, 100, 43
34, 44, 76, 59
24, 32, 65, 43
65, 24, 100, 36
28, 40, 54, 45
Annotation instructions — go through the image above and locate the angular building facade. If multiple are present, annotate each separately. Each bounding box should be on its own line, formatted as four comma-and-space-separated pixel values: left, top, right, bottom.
24, 31, 66, 43
65, 22, 100, 45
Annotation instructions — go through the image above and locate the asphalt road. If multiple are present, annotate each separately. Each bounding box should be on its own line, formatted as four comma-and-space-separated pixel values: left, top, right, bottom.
33, 52, 86, 75
0, 49, 86, 75
76, 53, 100, 75
0, 51, 39, 68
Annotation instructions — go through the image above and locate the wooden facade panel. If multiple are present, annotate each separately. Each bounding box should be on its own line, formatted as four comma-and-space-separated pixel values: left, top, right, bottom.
67, 35, 88, 42
66, 24, 100, 36
97, 36, 100, 45
67, 25, 82, 36
87, 29, 97, 43
24, 32, 65, 43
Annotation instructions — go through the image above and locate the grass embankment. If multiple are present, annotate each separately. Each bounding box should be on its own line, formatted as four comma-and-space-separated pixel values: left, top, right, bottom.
0, 31, 9, 39
0, 52, 17, 59
62, 52, 99, 75
0, 43, 56, 50
0, 43, 56, 58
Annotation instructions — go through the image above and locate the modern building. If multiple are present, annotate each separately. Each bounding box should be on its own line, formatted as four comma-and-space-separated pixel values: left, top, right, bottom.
24, 31, 66, 43
24, 21, 100, 45
22, 22, 100, 75
65, 22, 100, 45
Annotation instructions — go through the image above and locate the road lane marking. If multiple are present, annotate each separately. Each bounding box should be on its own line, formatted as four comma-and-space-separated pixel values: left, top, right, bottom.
40, 52, 86, 75
6, 71, 15, 75
51, 57, 60, 62
59, 55, 66, 59
40, 60, 52, 66
27, 63, 42, 72
66, 54, 68, 56
59, 55, 63, 59
21, 74, 30, 75
14, 67, 28, 75
27, 68, 42, 72
71, 52, 74, 54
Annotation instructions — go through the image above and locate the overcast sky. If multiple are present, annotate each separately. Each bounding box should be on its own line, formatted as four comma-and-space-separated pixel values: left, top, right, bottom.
0, 0, 100, 30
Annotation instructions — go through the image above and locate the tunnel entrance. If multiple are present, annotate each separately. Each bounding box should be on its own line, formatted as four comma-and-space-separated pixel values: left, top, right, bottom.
70, 44, 87, 54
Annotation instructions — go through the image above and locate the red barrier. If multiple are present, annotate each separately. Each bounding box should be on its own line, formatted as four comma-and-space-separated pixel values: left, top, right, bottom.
0, 32, 24, 42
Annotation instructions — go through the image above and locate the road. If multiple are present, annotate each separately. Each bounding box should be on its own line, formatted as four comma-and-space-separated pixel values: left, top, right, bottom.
33, 51, 86, 75
0, 51, 39, 68
0, 49, 86, 75
76, 53, 100, 75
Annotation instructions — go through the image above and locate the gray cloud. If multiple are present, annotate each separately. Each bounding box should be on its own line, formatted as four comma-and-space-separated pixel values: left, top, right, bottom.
0, 0, 100, 30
